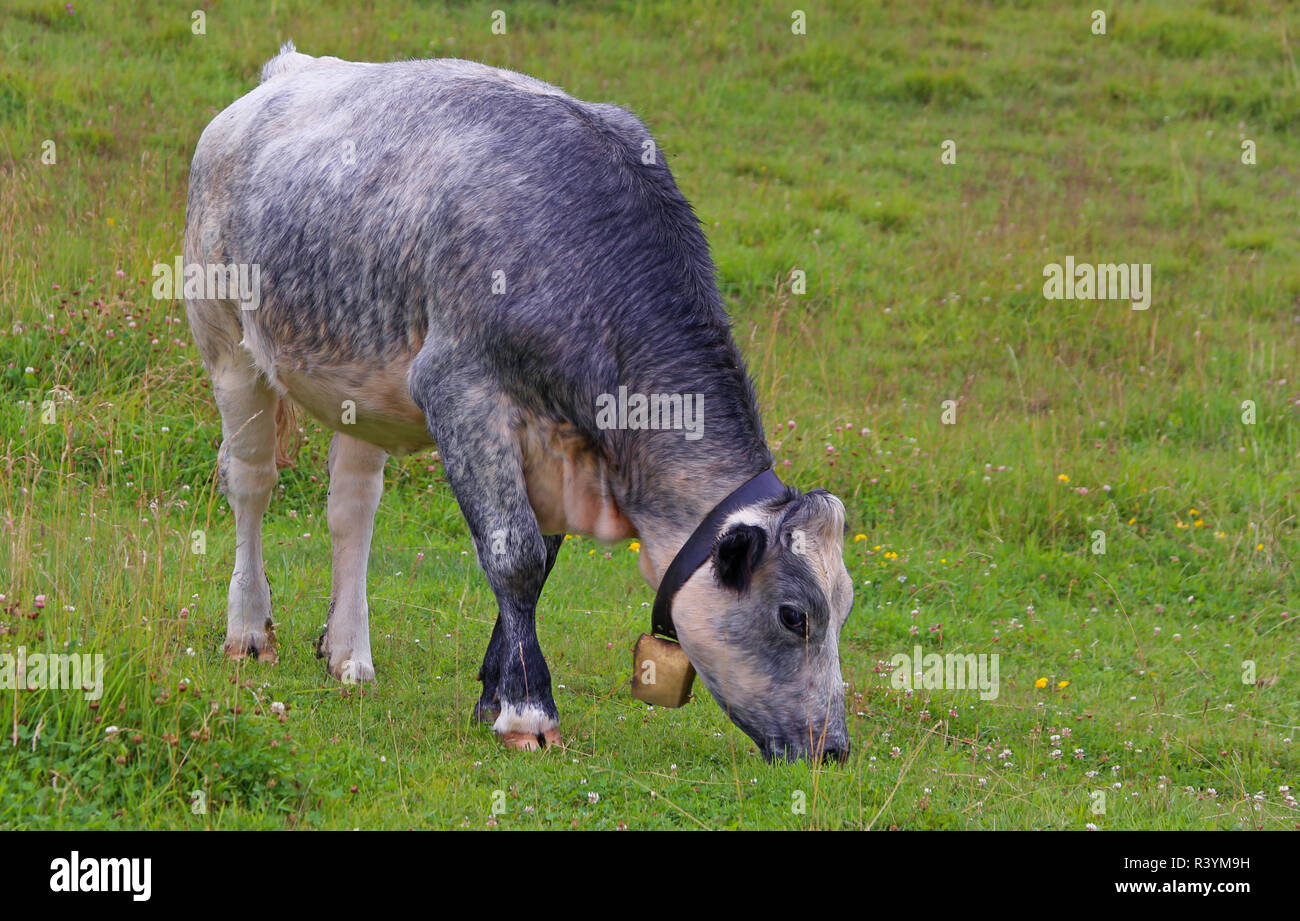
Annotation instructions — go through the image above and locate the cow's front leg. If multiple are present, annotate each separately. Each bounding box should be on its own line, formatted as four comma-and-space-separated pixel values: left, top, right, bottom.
491, 593, 560, 751
412, 360, 562, 750
459, 493, 560, 750
475, 533, 563, 725
316, 432, 387, 682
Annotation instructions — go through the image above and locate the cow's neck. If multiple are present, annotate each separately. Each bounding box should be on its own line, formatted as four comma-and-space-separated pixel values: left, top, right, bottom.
623, 451, 774, 591
604, 321, 774, 587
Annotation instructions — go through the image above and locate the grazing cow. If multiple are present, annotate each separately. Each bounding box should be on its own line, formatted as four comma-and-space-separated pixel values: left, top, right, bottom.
185, 44, 854, 761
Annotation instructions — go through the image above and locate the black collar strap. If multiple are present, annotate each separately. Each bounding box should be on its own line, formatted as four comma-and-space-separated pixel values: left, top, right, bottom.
650, 468, 787, 640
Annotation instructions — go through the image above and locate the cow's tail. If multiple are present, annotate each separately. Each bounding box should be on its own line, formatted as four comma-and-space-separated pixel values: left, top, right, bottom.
273, 394, 301, 470
260, 40, 315, 84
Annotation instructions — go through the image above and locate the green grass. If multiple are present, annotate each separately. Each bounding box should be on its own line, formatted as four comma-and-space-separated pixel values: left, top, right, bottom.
0, 0, 1297, 829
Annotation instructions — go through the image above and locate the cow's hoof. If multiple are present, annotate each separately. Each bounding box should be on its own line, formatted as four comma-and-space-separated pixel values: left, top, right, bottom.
223, 631, 278, 664
493, 703, 560, 750
328, 657, 376, 684
316, 631, 375, 683
499, 727, 563, 751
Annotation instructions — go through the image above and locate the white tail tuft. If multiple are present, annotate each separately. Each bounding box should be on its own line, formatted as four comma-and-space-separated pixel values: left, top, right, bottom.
260, 40, 314, 84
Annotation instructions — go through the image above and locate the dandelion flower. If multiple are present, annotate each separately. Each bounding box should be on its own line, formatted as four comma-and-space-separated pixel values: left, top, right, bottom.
1034, 677, 1048, 689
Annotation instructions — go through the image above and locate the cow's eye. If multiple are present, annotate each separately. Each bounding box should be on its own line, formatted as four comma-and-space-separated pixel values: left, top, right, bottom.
778, 605, 807, 634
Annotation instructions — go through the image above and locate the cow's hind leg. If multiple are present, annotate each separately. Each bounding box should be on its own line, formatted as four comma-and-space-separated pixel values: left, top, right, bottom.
316, 432, 387, 682
475, 533, 562, 723
189, 300, 281, 663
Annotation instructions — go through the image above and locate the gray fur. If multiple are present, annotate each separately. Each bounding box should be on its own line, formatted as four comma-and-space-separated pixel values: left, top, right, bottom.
186, 48, 853, 760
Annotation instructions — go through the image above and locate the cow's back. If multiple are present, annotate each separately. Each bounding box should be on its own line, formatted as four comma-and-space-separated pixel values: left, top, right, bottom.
186, 49, 751, 462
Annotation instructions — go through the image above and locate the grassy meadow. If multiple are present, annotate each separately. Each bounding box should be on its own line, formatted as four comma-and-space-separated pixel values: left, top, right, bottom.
0, 0, 1297, 829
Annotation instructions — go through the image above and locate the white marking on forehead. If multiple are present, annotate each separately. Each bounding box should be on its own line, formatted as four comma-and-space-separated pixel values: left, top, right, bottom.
719, 504, 825, 561
721, 507, 770, 531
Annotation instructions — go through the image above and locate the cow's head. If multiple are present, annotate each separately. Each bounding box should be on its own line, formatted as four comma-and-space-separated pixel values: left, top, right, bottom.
671, 488, 853, 762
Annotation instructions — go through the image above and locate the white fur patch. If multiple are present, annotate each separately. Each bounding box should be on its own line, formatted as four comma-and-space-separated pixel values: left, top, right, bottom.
493, 702, 558, 736
721, 507, 768, 531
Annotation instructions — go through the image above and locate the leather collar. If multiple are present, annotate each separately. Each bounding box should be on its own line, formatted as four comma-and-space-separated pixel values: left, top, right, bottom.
650, 468, 787, 640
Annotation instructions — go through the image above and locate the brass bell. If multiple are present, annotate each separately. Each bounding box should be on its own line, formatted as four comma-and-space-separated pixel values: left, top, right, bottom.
630, 633, 695, 707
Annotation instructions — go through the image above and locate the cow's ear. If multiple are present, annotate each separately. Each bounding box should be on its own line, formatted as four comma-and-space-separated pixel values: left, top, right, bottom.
713, 524, 767, 593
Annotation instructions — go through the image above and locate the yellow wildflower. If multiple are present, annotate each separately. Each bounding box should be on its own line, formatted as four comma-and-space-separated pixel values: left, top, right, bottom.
1034, 677, 1048, 689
